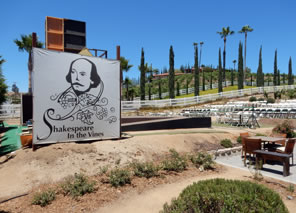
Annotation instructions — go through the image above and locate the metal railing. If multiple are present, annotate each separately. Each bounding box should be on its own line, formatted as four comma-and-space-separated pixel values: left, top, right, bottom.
0, 104, 21, 118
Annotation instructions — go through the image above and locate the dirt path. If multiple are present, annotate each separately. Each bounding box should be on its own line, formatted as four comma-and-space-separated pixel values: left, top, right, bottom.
95, 166, 296, 213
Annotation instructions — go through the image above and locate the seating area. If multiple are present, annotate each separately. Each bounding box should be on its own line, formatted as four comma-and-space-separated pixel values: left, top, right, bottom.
240, 133, 295, 177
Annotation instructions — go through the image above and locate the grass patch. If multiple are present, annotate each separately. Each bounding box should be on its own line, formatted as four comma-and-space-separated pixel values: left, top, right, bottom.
61, 173, 95, 198
162, 149, 187, 172
220, 139, 233, 148
175, 85, 256, 99
32, 189, 56, 207
108, 168, 131, 187
190, 152, 215, 170
131, 161, 160, 178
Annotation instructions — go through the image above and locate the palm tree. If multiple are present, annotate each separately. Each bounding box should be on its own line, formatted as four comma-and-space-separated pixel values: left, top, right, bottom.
239, 25, 253, 85
0, 56, 5, 65
217, 27, 234, 86
120, 57, 133, 99
14, 34, 43, 93
123, 77, 132, 100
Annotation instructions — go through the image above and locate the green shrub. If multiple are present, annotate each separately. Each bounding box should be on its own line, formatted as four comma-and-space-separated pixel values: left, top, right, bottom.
237, 136, 242, 144
220, 139, 233, 148
32, 189, 56, 207
255, 133, 266, 136
99, 165, 109, 175
286, 89, 296, 99
162, 149, 188, 172
273, 120, 296, 138
266, 97, 275, 104
61, 173, 95, 198
287, 184, 295, 193
109, 168, 131, 187
160, 178, 288, 213
249, 96, 257, 102
257, 97, 265, 101
131, 161, 160, 178
190, 152, 215, 170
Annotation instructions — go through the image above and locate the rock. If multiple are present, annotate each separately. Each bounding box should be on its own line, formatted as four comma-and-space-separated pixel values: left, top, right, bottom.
287, 195, 293, 200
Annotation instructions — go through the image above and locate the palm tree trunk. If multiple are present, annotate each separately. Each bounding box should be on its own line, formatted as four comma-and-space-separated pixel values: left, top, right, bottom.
28, 52, 32, 94
223, 38, 226, 87
126, 83, 129, 101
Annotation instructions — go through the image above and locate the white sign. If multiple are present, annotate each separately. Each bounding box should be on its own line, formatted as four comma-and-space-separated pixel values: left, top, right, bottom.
32, 48, 120, 144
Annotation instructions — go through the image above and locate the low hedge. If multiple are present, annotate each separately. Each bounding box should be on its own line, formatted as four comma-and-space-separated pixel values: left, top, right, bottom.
161, 178, 288, 213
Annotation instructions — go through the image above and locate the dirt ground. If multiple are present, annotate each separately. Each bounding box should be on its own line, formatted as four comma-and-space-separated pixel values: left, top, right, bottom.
0, 118, 295, 212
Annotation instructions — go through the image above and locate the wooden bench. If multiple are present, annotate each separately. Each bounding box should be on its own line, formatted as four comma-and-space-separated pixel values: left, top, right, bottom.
254, 150, 292, 177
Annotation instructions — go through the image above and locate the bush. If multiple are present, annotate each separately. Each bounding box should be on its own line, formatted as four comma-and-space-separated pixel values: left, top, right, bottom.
61, 173, 95, 198
109, 168, 131, 187
131, 161, 160, 178
220, 139, 233, 148
266, 97, 275, 104
255, 133, 266, 136
160, 179, 288, 213
237, 136, 242, 144
257, 97, 265, 101
32, 189, 56, 207
287, 184, 295, 193
273, 120, 296, 138
249, 96, 257, 102
162, 149, 187, 172
286, 89, 296, 99
190, 152, 215, 170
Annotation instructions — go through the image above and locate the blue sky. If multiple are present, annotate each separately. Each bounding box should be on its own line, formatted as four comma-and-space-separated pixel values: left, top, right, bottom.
1, 0, 296, 92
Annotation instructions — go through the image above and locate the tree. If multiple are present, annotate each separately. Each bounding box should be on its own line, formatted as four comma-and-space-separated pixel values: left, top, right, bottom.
218, 48, 223, 93
0, 62, 8, 105
232, 60, 236, 86
277, 69, 280, 86
169, 46, 175, 99
156, 69, 162, 99
210, 69, 213, 90
120, 56, 133, 99
273, 49, 278, 86
202, 67, 206, 91
0, 56, 5, 65
176, 81, 180, 96
123, 77, 132, 100
238, 42, 244, 90
12, 83, 19, 94
14, 34, 43, 93
194, 43, 199, 96
139, 48, 146, 100
239, 25, 253, 85
185, 78, 189, 94
288, 57, 293, 85
217, 27, 234, 86
180, 65, 185, 73
282, 73, 286, 84
256, 46, 264, 87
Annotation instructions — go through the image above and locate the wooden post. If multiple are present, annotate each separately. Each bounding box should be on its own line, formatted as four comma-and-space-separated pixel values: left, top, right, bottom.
32, 32, 37, 151
116, 46, 122, 138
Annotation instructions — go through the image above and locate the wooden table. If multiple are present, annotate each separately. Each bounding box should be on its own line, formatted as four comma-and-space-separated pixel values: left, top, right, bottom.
247, 136, 286, 144
248, 136, 285, 151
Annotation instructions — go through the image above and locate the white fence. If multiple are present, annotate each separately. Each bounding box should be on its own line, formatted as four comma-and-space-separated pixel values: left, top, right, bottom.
0, 104, 21, 119
122, 85, 296, 111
